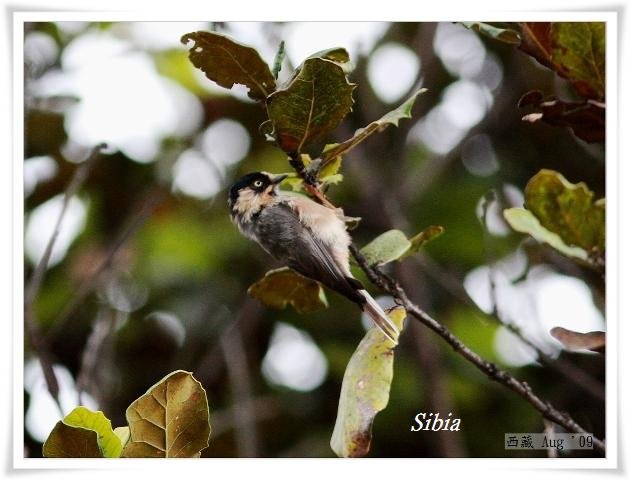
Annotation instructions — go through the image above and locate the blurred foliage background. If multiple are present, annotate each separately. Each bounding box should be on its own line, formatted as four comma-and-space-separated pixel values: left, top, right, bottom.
23, 21, 605, 458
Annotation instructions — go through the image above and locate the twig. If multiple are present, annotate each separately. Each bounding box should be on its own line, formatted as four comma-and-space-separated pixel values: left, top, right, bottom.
397, 262, 467, 457
76, 308, 117, 405
408, 254, 606, 403
287, 152, 336, 210
46, 187, 166, 342
195, 298, 264, 387
24, 143, 106, 413
25, 144, 106, 307
23, 319, 62, 414
349, 244, 606, 455
187, 300, 265, 454
544, 419, 558, 458
219, 310, 259, 457
479, 191, 500, 318
210, 395, 281, 439
504, 321, 605, 402
479, 191, 605, 402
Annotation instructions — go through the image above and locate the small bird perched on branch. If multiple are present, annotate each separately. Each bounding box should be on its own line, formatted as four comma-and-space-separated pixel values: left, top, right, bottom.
228, 171, 399, 343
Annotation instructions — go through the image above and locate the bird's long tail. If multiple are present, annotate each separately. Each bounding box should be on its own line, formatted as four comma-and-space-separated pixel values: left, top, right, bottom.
359, 289, 400, 344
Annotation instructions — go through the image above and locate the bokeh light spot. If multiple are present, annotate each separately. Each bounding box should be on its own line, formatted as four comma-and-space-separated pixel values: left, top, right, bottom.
24, 156, 58, 198
172, 148, 222, 199
367, 42, 420, 104
24, 360, 98, 443
262, 323, 328, 392
25, 194, 87, 268
200, 118, 251, 169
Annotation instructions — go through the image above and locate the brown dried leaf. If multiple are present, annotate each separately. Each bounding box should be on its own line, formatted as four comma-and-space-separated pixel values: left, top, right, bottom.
181, 31, 275, 101
43, 422, 103, 458
550, 327, 605, 353
518, 90, 605, 143
519, 22, 554, 70
247, 267, 328, 314
122, 370, 211, 458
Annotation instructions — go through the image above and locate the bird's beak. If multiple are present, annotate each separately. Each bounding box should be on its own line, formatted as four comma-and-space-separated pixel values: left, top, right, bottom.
271, 173, 289, 185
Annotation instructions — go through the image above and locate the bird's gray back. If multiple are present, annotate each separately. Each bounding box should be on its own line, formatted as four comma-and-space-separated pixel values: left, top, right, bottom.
254, 202, 364, 304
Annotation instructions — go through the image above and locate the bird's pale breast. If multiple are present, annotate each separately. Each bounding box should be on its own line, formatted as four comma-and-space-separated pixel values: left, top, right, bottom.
281, 195, 352, 275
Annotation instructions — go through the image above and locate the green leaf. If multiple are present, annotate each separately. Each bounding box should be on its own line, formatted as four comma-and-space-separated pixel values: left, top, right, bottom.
305, 47, 353, 73
43, 407, 122, 458
524, 169, 605, 253
320, 88, 427, 167
122, 370, 211, 458
64, 407, 123, 458
503, 207, 588, 261
280, 144, 342, 189
114, 426, 130, 449
330, 306, 406, 457
318, 148, 343, 185
279, 153, 340, 191
281, 175, 306, 192
361, 227, 445, 266
307, 47, 350, 65
266, 57, 355, 153
361, 230, 411, 266
281, 47, 353, 90
247, 267, 328, 314
296, 144, 345, 186
551, 22, 605, 99
322, 173, 343, 185
181, 31, 276, 101
319, 146, 342, 179
272, 40, 285, 79
460, 22, 521, 44
407, 225, 445, 254
519, 22, 605, 100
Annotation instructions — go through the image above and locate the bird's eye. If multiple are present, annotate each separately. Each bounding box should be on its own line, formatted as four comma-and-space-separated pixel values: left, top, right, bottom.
253, 180, 263, 187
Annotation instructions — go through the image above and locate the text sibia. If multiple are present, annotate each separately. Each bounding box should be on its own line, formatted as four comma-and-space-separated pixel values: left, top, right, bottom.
410, 412, 461, 432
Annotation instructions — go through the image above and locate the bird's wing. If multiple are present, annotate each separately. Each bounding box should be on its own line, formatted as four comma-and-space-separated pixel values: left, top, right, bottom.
256, 202, 364, 303
256, 201, 399, 342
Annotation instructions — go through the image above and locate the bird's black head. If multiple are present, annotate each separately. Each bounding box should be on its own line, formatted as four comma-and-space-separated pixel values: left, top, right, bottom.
228, 172, 270, 206
228, 172, 288, 210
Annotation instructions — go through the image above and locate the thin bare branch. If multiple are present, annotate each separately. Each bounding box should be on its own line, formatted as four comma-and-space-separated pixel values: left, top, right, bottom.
210, 395, 281, 439
544, 420, 558, 458
349, 244, 605, 455
287, 152, 336, 210
25, 143, 105, 306
46, 187, 166, 342
479, 191, 605, 402
76, 308, 117, 405
24, 143, 106, 413
219, 318, 259, 457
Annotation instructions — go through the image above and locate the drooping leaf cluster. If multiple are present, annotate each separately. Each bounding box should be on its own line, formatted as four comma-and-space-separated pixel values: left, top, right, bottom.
503, 169, 605, 269
461, 22, 605, 142
463, 23, 607, 356
43, 371, 211, 458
